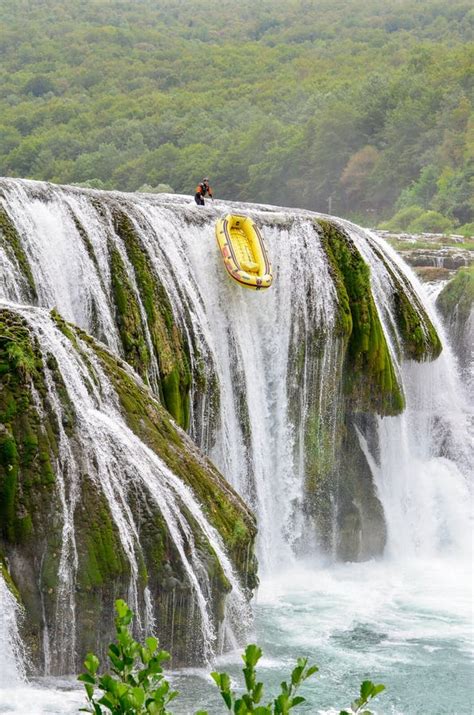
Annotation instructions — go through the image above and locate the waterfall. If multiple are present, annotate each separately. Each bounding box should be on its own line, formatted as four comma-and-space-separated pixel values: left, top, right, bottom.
1, 181, 344, 570
0, 178, 471, 678
334, 223, 473, 559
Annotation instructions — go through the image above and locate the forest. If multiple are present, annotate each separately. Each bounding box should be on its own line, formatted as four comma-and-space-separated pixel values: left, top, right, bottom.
0, 0, 472, 229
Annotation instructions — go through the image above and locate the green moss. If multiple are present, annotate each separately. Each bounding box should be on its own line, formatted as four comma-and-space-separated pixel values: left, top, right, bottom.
161, 366, 190, 430
0, 432, 19, 542
41, 540, 61, 591
316, 228, 353, 339
368, 241, 442, 360
109, 243, 150, 379
318, 221, 405, 415
0, 206, 37, 302
112, 210, 191, 428
0, 309, 59, 545
393, 288, 442, 360
50, 308, 78, 345
76, 477, 130, 591
437, 265, 474, 327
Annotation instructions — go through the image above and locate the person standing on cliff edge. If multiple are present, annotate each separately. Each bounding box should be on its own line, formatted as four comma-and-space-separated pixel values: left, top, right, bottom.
194, 177, 213, 205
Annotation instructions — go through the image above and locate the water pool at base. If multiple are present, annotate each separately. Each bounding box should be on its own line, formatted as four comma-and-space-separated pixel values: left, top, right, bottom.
1, 557, 471, 715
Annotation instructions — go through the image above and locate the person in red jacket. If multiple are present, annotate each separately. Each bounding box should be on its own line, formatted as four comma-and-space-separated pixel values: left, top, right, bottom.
194, 177, 213, 205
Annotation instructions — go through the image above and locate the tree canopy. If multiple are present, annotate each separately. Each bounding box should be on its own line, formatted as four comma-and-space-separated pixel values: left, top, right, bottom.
0, 0, 472, 224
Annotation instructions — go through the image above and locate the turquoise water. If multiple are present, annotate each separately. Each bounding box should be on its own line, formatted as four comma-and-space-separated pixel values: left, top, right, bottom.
0, 558, 471, 714
172, 559, 473, 714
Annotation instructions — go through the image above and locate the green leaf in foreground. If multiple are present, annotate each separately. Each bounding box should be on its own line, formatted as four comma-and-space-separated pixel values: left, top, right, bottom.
78, 599, 385, 714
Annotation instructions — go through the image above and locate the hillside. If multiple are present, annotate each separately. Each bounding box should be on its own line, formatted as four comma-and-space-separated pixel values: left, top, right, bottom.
0, 0, 472, 226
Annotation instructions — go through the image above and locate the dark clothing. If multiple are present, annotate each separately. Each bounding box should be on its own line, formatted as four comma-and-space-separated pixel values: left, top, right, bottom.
194, 181, 213, 205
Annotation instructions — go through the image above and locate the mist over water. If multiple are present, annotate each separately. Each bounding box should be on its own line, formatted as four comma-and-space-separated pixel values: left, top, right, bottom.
0, 181, 472, 713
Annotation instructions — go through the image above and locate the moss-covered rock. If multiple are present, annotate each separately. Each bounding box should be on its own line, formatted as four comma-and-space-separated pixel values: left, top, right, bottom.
318, 220, 405, 415
436, 264, 474, 330
0, 311, 59, 546
112, 209, 191, 428
436, 265, 474, 376
0, 206, 37, 302
0, 309, 66, 664
368, 241, 442, 360
75, 476, 131, 591
88, 326, 257, 586
109, 242, 151, 379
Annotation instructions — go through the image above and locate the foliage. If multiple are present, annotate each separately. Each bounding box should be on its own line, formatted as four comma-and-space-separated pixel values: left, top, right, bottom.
406, 210, 455, 234
0, 0, 471, 223
79, 600, 386, 715
79, 599, 178, 715
339, 680, 386, 715
457, 222, 474, 237
211, 645, 318, 713
378, 206, 425, 231
436, 264, 474, 323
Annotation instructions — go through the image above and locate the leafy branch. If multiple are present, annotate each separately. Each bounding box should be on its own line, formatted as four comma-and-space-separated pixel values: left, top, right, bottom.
78, 600, 385, 715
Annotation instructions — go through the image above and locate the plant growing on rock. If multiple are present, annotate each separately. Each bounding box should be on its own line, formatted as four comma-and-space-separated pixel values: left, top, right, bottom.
79, 600, 385, 715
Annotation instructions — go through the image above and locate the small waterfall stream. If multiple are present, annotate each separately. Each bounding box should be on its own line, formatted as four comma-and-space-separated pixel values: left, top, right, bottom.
0, 571, 27, 687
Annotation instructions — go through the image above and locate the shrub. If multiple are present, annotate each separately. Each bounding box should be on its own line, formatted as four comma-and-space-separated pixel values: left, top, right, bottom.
407, 210, 455, 234
457, 223, 474, 238
378, 205, 424, 231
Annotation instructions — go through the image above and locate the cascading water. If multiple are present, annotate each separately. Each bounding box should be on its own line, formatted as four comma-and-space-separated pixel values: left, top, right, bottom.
338, 223, 473, 559
0, 179, 471, 713
0, 180, 354, 569
1, 301, 250, 672
0, 570, 27, 687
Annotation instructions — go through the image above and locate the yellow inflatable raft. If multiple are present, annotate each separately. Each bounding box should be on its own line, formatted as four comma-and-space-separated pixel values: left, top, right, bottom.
215, 214, 273, 290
